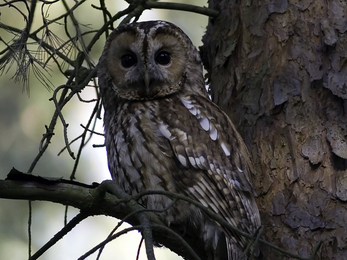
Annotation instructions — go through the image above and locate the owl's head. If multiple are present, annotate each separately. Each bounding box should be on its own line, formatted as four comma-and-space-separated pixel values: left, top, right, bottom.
98, 21, 204, 100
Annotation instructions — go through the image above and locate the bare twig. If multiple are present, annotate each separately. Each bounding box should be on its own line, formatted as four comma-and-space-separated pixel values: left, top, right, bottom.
136, 238, 144, 260
145, 2, 219, 17
78, 225, 143, 260
29, 212, 90, 260
28, 200, 32, 258
50, 85, 76, 159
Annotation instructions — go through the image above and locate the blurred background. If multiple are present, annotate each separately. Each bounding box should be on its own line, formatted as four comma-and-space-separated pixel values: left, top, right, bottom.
0, 0, 207, 259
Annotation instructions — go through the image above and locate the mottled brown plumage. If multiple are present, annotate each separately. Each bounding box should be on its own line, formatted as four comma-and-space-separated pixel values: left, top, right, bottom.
98, 20, 261, 259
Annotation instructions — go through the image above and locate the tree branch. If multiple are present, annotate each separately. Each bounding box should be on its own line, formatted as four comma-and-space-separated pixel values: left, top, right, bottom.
0, 169, 320, 260
0, 169, 202, 260
145, 2, 219, 17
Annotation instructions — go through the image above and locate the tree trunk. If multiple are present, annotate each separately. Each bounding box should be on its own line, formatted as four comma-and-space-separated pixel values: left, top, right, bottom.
201, 1, 347, 259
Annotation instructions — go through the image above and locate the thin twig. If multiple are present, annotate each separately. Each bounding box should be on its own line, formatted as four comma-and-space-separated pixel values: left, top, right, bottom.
80, 124, 104, 136
50, 84, 76, 159
70, 87, 100, 180
28, 201, 32, 259
30, 0, 87, 36
136, 237, 144, 260
240, 225, 264, 259
29, 212, 90, 260
27, 0, 38, 32
150, 224, 201, 260
78, 225, 143, 260
146, 2, 219, 17
85, 7, 133, 52
0, 23, 75, 67
27, 82, 70, 173
138, 211, 156, 260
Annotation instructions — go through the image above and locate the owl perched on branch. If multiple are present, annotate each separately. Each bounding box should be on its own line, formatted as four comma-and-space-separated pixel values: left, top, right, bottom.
98, 20, 261, 260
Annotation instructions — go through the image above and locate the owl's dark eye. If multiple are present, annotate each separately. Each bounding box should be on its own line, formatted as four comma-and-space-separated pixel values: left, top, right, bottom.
155, 51, 171, 65
121, 53, 137, 68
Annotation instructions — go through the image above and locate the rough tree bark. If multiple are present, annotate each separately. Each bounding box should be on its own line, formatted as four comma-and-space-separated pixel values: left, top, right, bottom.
201, 1, 347, 259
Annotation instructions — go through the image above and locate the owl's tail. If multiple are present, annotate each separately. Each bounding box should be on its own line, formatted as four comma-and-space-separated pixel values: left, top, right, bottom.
201, 213, 261, 260
226, 235, 262, 260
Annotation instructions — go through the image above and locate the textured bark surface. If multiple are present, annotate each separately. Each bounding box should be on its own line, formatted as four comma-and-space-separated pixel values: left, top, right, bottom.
201, 0, 347, 259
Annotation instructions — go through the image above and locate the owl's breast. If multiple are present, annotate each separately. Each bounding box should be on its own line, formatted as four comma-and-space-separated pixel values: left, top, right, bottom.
105, 100, 178, 198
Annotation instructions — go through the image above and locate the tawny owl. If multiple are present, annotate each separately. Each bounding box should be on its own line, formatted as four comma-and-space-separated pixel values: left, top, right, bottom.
97, 20, 261, 260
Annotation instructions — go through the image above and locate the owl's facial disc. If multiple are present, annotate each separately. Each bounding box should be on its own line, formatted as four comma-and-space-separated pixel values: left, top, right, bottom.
106, 28, 187, 101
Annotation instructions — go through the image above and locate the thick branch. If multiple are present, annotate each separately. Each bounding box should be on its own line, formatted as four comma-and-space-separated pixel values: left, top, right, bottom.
0, 169, 203, 260
1, 169, 318, 260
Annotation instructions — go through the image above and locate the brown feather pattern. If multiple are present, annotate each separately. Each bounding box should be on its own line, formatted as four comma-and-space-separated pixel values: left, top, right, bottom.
98, 20, 261, 260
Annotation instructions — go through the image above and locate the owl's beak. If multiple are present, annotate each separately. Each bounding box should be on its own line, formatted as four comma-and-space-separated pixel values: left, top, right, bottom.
144, 70, 151, 94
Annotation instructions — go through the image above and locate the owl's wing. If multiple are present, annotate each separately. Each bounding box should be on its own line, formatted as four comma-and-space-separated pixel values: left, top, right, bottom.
157, 94, 261, 241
